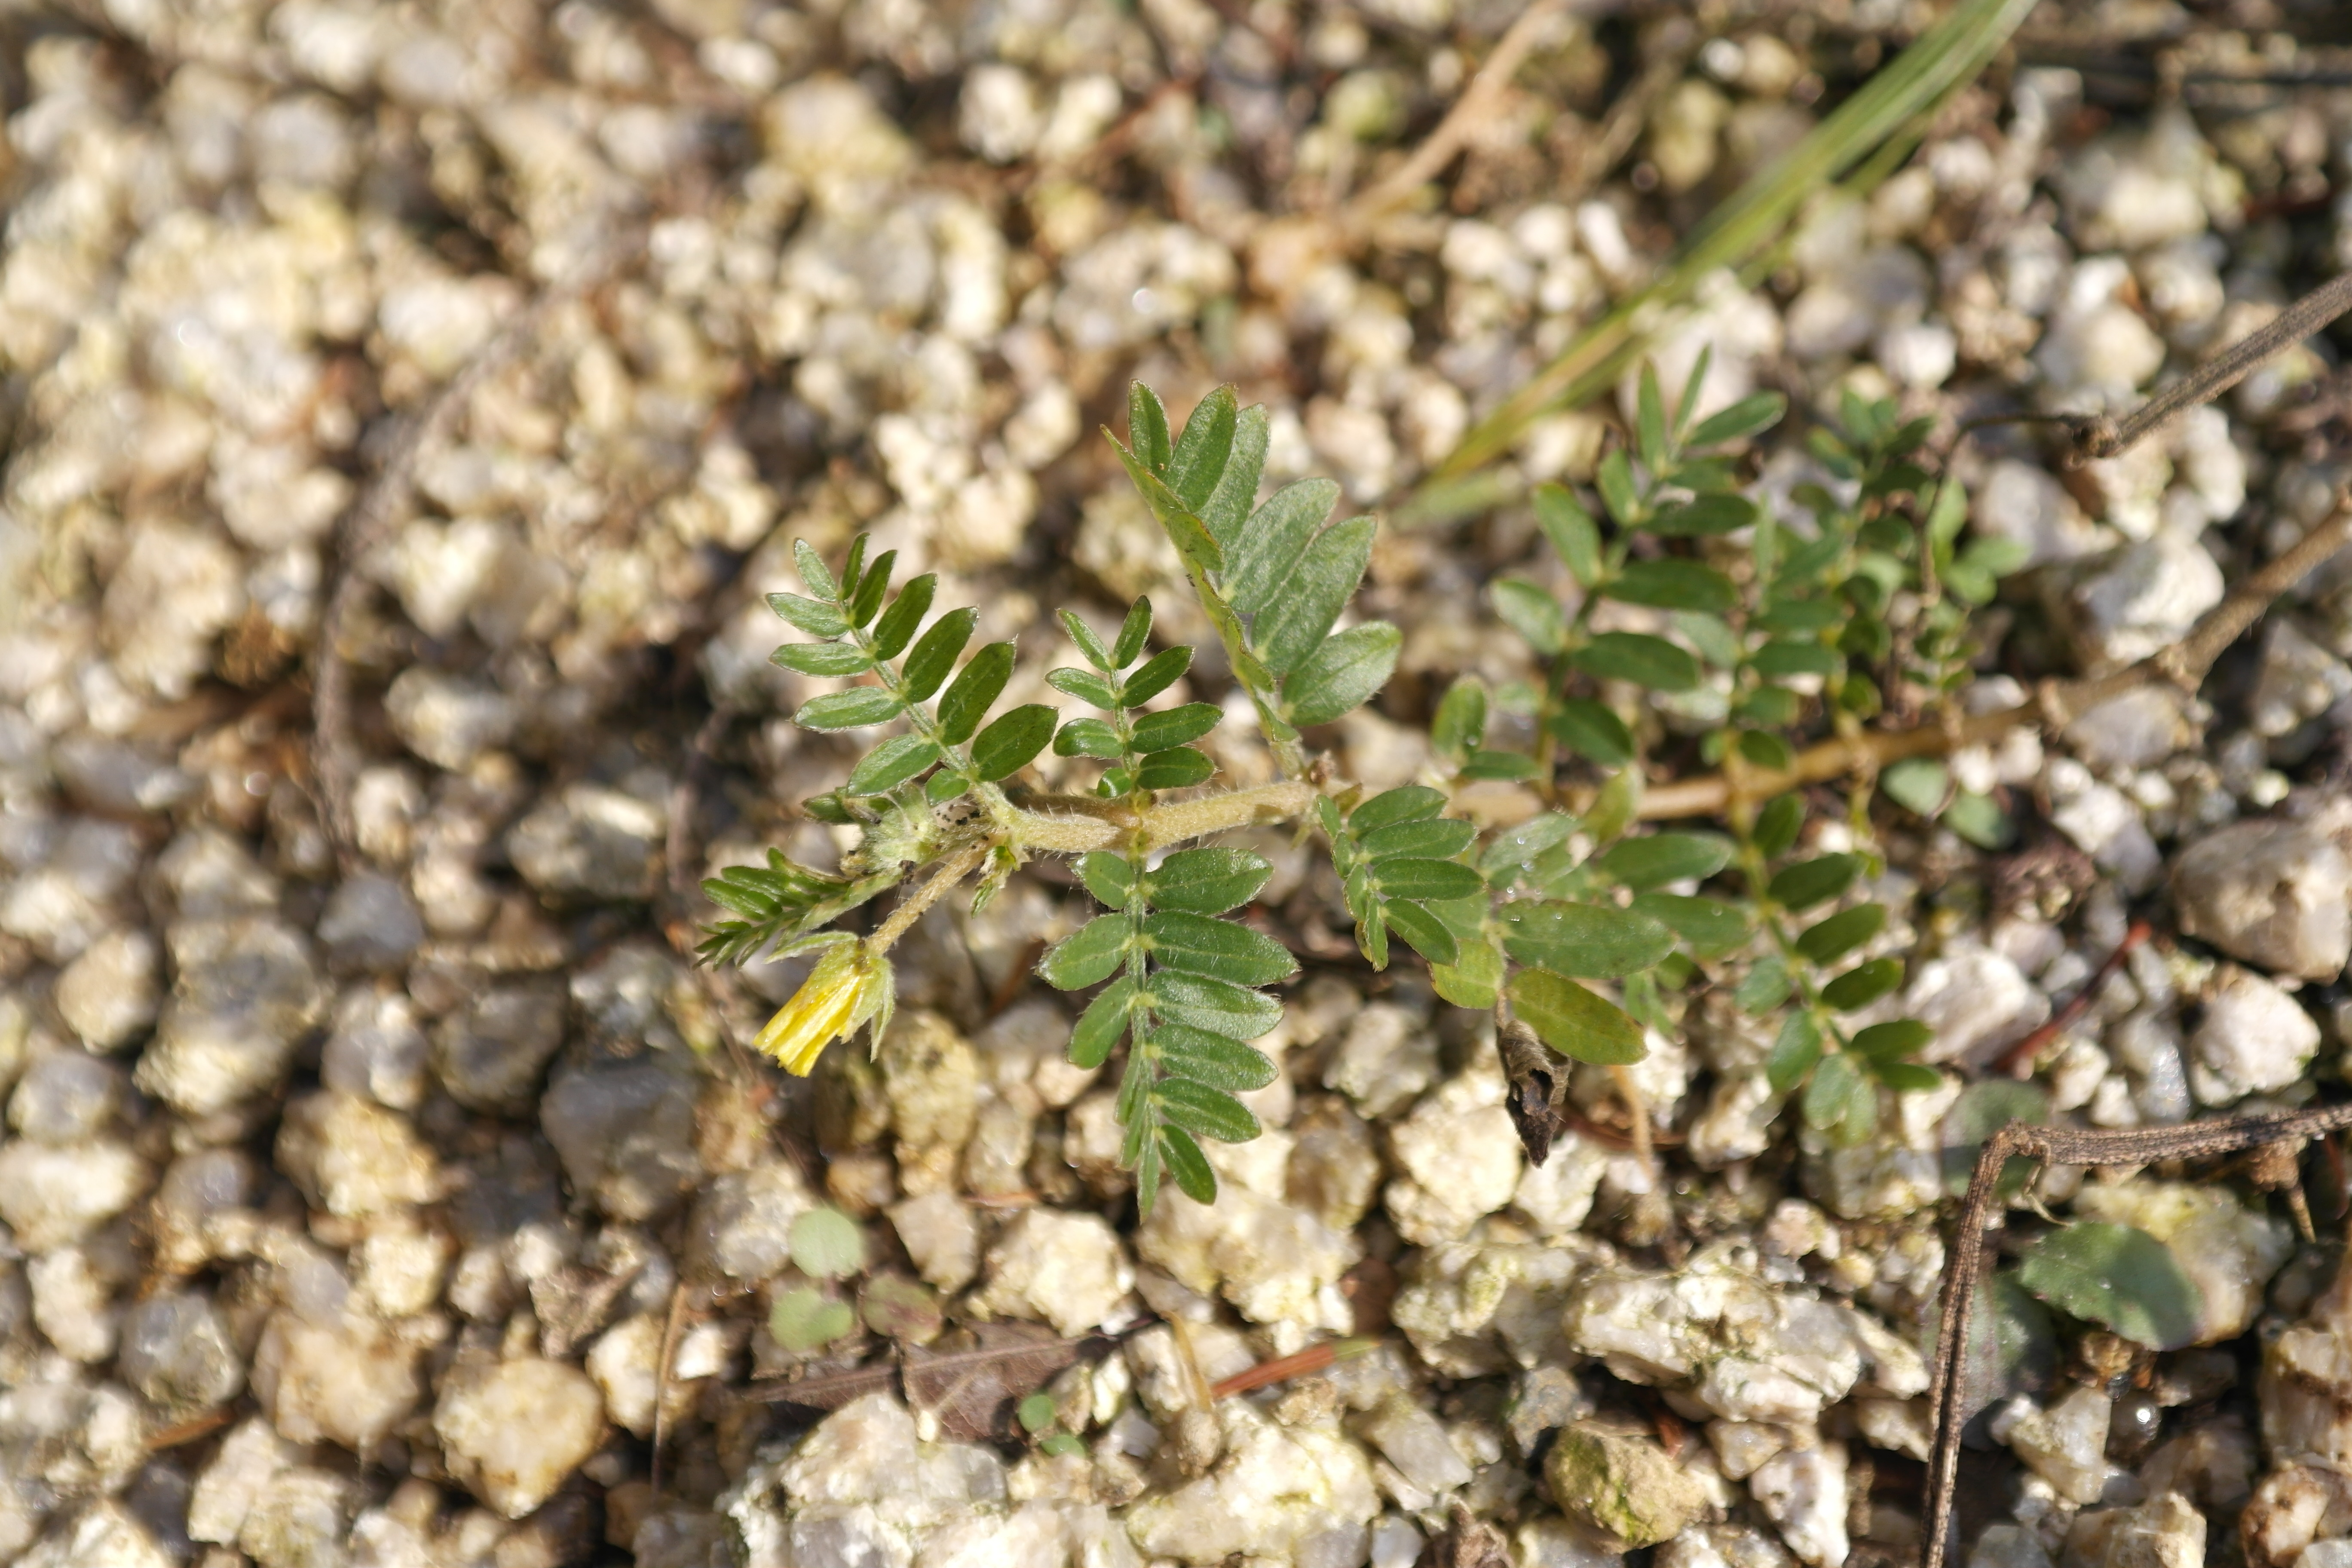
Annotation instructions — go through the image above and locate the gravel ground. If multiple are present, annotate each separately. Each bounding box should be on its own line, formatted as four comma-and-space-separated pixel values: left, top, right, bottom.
6, 3, 2352, 1567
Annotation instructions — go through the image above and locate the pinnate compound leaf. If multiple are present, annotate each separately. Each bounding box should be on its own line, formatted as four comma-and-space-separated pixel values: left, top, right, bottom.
937, 643, 1015, 744
796, 688, 904, 731
1765, 1013, 1822, 1093
1124, 646, 1192, 706
846, 735, 940, 795
1145, 971, 1283, 1039
1135, 747, 1214, 790
1287, 622, 1400, 726
1255, 516, 1376, 676
1548, 699, 1635, 767
1822, 958, 1903, 1011
1533, 483, 1603, 585
1507, 969, 1646, 1065
1360, 818, 1478, 863
769, 592, 849, 638
901, 608, 978, 701
2016, 1224, 2204, 1350
1501, 900, 1676, 977
871, 575, 939, 660
1158, 1124, 1218, 1203
1148, 1024, 1276, 1091
1147, 848, 1271, 915
1166, 387, 1237, 511
1769, 854, 1864, 912
1606, 560, 1738, 615
1228, 480, 1340, 616
1630, 893, 1749, 955
970, 704, 1056, 781
1572, 632, 1701, 692
1152, 1076, 1262, 1143
1590, 832, 1733, 891
1068, 978, 1135, 1067
1130, 703, 1221, 753
1350, 785, 1446, 834
1077, 852, 1132, 910
1143, 911, 1296, 986
771, 641, 873, 677
1038, 916, 1132, 990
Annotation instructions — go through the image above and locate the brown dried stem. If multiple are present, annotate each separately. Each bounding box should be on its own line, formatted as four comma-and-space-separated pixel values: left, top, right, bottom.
1927, 1106, 2352, 1568
1339, 0, 1577, 236
2070, 269, 2352, 464
1639, 487, 2352, 821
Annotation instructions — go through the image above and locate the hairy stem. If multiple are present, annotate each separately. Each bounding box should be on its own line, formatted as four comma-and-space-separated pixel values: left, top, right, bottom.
870, 848, 988, 952
1009, 781, 1321, 854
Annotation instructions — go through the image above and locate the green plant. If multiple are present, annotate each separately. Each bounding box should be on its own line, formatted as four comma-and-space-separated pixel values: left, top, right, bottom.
701, 365, 2029, 1207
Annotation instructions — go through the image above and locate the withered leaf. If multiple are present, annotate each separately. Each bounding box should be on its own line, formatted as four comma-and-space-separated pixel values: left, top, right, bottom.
906, 1321, 1113, 1441
741, 1360, 898, 1415
743, 1319, 1120, 1440
1498, 1020, 1571, 1167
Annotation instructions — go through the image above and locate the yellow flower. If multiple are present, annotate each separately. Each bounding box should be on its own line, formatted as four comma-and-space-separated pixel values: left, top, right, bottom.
754, 941, 892, 1075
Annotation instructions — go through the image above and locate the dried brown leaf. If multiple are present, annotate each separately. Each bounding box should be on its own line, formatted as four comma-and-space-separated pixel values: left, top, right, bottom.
905, 1321, 1110, 1441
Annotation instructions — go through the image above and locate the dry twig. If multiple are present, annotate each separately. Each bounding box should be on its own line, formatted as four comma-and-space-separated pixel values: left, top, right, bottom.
1927, 1106, 2352, 1568
1339, 0, 1577, 236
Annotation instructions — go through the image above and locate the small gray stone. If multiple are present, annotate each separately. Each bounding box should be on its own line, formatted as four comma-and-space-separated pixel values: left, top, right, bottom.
274, 1090, 443, 1218
54, 929, 161, 1053
434, 1354, 608, 1519
2172, 818, 2352, 981
541, 1055, 706, 1222
239, 1467, 359, 1568
0, 1137, 151, 1252
321, 986, 429, 1110
118, 1293, 245, 1412
315, 873, 424, 971
2190, 966, 2321, 1106
507, 782, 665, 901
1360, 1395, 1474, 1494
686, 1161, 816, 1284
433, 978, 567, 1112
138, 917, 327, 1116
8, 1048, 122, 1144
384, 668, 516, 770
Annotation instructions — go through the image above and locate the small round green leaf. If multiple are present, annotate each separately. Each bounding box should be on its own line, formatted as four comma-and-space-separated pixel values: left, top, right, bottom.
769, 1285, 854, 1352
790, 1207, 867, 1280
